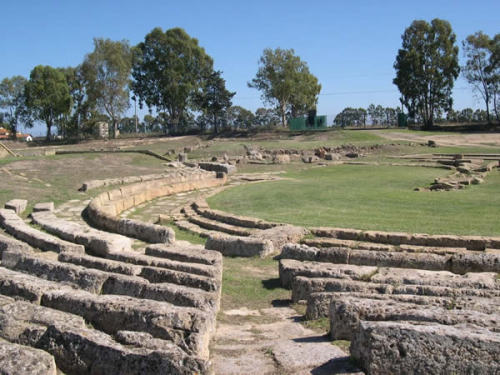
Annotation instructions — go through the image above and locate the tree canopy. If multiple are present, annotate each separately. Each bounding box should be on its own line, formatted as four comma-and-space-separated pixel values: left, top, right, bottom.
393, 19, 460, 129
463, 31, 500, 122
132, 27, 213, 133
81, 38, 132, 138
24, 65, 71, 140
0, 76, 28, 139
193, 70, 235, 134
248, 48, 321, 127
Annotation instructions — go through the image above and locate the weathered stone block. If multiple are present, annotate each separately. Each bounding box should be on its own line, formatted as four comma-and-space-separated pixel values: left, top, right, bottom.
351, 321, 500, 375
4, 199, 27, 214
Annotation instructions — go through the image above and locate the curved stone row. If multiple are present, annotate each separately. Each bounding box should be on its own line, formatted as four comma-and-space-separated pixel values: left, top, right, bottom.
178, 200, 308, 257
31, 210, 132, 256
86, 168, 226, 243
281, 243, 500, 275
310, 226, 500, 250
0, 208, 84, 254
0, 195, 223, 374
278, 241, 500, 373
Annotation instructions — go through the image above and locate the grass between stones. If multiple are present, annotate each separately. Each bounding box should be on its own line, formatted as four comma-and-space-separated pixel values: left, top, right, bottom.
208, 164, 500, 236
167, 221, 207, 246
219, 257, 289, 321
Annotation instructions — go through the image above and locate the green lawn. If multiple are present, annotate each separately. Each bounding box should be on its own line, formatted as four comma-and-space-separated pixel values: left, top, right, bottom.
208, 164, 500, 236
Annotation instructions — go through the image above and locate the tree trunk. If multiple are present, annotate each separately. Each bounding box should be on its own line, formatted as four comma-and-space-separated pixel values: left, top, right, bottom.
485, 93, 491, 124
46, 122, 52, 141
213, 114, 218, 134
494, 93, 499, 121
112, 118, 118, 139
280, 103, 287, 128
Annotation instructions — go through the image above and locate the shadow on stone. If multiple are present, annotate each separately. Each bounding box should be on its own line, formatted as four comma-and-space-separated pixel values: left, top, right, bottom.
293, 334, 329, 344
311, 357, 362, 375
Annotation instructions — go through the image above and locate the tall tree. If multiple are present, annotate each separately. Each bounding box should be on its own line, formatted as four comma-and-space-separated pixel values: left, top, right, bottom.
24, 65, 71, 140
248, 48, 321, 127
194, 70, 235, 134
82, 38, 132, 138
393, 19, 460, 129
58, 66, 97, 137
0, 76, 28, 139
132, 27, 213, 134
489, 34, 500, 120
227, 106, 255, 129
255, 107, 280, 127
462, 32, 499, 123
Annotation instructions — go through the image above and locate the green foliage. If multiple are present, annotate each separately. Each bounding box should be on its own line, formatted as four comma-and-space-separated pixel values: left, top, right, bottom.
248, 48, 321, 127
24, 65, 71, 140
132, 27, 213, 133
82, 38, 132, 138
0, 75, 28, 138
462, 31, 500, 122
227, 105, 255, 130
393, 19, 460, 129
57, 66, 98, 137
193, 70, 235, 133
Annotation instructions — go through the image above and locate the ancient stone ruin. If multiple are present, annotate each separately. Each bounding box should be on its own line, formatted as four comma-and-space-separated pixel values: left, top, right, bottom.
0, 159, 499, 374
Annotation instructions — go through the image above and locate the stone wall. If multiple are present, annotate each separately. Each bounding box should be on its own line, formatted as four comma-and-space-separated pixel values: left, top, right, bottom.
86, 169, 227, 243
311, 227, 500, 250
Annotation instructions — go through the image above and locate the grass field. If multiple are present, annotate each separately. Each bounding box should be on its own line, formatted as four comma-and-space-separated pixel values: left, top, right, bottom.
208, 164, 500, 236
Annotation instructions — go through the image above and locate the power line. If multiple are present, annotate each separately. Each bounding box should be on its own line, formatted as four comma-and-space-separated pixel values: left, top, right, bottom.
236, 86, 471, 100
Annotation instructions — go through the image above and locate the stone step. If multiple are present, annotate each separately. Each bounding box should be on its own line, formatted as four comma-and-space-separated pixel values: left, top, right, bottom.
280, 259, 499, 292
138, 266, 219, 292
174, 219, 216, 238
0, 231, 32, 254
0, 209, 84, 254
58, 252, 142, 276
281, 243, 500, 274
0, 296, 207, 374
2, 250, 109, 293
186, 212, 253, 237
350, 321, 500, 374
42, 289, 212, 356
0, 264, 216, 356
302, 237, 469, 255
3, 251, 218, 310
310, 227, 500, 250
100, 273, 219, 311
0, 267, 75, 303
192, 200, 277, 229
279, 258, 377, 288
329, 296, 499, 340
105, 250, 221, 279
146, 243, 222, 267
31, 211, 132, 256
0, 338, 57, 375
306, 292, 500, 320
291, 276, 500, 303
205, 233, 275, 257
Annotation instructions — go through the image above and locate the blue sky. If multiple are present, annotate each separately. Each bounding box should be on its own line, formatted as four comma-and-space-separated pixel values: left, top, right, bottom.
2, 0, 499, 134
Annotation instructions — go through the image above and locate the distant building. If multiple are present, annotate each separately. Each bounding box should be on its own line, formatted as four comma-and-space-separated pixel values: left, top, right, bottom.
0, 127, 33, 141
0, 127, 8, 139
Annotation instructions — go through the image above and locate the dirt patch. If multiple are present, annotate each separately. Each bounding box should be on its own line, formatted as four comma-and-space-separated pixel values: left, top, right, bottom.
376, 130, 500, 148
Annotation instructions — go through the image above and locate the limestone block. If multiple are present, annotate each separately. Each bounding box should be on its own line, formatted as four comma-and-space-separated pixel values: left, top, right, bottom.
0, 339, 57, 375
351, 321, 500, 375
205, 234, 274, 257
4, 199, 27, 214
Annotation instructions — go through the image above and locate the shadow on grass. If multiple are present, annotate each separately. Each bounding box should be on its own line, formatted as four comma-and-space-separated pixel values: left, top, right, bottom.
261, 277, 283, 290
